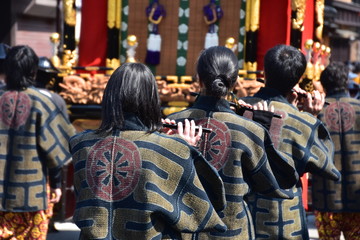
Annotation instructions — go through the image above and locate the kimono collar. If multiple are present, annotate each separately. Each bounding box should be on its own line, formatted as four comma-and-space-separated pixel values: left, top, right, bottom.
121, 112, 149, 131
192, 95, 233, 113
254, 87, 290, 104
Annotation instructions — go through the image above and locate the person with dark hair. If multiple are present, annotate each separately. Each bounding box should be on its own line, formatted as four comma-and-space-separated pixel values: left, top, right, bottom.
69, 62, 228, 239
312, 61, 360, 239
0, 45, 75, 239
168, 46, 298, 239
35, 56, 75, 232
243, 44, 341, 239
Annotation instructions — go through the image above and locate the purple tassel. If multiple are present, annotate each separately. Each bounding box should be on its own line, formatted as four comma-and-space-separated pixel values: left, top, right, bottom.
145, 50, 160, 65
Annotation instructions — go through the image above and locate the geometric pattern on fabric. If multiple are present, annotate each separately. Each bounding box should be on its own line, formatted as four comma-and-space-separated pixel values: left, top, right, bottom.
71, 129, 226, 240
0, 91, 31, 129
0, 87, 74, 212
87, 137, 141, 202
324, 101, 355, 132
243, 97, 339, 240
0, 184, 54, 240
169, 97, 297, 240
314, 97, 360, 212
195, 118, 231, 170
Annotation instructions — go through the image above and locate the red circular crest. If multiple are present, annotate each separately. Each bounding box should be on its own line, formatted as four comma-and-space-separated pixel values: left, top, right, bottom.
0, 92, 31, 129
196, 118, 231, 170
325, 102, 355, 132
87, 137, 141, 201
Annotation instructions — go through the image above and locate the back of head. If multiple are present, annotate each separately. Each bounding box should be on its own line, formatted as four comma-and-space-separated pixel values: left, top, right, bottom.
5, 45, 39, 90
264, 44, 306, 95
99, 62, 161, 132
196, 46, 239, 97
320, 61, 348, 94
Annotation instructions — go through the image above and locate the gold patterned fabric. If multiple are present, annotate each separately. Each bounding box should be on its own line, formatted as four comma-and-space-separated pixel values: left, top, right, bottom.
0, 209, 51, 239
0, 87, 75, 212
169, 96, 297, 240
0, 186, 54, 239
315, 211, 360, 239
70, 114, 227, 239
243, 87, 340, 240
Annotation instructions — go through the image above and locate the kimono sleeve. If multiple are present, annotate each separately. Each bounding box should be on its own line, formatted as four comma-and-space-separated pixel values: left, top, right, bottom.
305, 121, 340, 181
38, 104, 76, 187
171, 147, 227, 234
242, 126, 296, 199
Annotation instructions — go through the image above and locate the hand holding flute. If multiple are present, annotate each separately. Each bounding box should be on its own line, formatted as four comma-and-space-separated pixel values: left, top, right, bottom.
161, 118, 208, 147
190, 91, 282, 119
288, 85, 326, 117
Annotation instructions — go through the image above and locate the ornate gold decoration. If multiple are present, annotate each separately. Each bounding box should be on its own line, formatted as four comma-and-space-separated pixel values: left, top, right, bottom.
156, 76, 199, 103
315, 0, 324, 41
245, 61, 258, 80
304, 39, 314, 51
50, 32, 60, 43
322, 47, 331, 68
126, 35, 138, 63
238, 78, 264, 97
107, 0, 116, 29
63, 0, 76, 26
107, 0, 121, 29
313, 42, 322, 81
59, 74, 109, 104
58, 49, 77, 74
245, 0, 260, 32
106, 58, 120, 75
225, 37, 237, 52
116, 0, 121, 29
291, 0, 306, 31
127, 35, 137, 46
300, 40, 330, 93
304, 39, 314, 80
50, 32, 61, 68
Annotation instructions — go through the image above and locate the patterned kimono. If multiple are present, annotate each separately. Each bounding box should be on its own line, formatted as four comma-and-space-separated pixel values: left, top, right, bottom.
70, 113, 227, 240
243, 87, 341, 240
313, 91, 360, 238
0, 87, 75, 239
168, 96, 297, 240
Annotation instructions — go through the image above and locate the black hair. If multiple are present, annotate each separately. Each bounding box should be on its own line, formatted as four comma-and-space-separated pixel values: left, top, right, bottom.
98, 62, 162, 133
320, 61, 348, 94
264, 44, 307, 95
196, 46, 239, 97
4, 45, 39, 90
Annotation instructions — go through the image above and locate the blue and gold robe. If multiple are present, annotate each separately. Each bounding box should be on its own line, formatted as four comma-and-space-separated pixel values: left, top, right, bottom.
169, 96, 297, 240
243, 87, 341, 240
0, 87, 75, 212
70, 113, 227, 240
313, 91, 360, 212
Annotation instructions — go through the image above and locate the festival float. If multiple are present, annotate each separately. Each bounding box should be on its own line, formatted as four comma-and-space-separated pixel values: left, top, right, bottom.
51, 0, 331, 221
